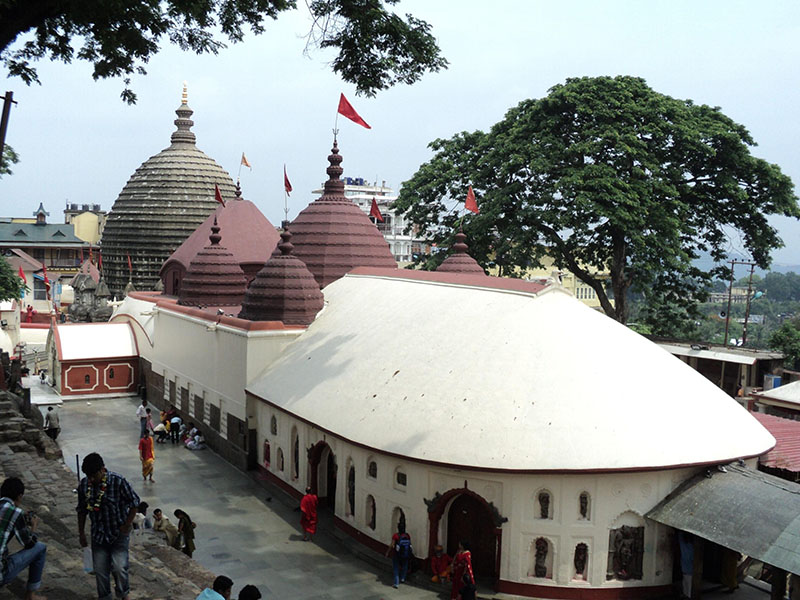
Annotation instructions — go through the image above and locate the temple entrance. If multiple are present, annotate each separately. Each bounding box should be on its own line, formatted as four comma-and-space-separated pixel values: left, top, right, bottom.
446, 493, 497, 579
308, 441, 337, 511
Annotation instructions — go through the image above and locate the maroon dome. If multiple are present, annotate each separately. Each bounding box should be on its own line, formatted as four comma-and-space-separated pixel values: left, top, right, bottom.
289, 141, 396, 288
436, 231, 486, 275
239, 228, 324, 326
178, 218, 248, 307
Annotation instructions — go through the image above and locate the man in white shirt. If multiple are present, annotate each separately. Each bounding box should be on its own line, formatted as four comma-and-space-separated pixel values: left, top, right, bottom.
135, 400, 148, 438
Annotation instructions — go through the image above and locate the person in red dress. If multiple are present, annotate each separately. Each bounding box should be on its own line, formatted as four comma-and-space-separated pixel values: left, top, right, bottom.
300, 487, 318, 541
451, 540, 475, 600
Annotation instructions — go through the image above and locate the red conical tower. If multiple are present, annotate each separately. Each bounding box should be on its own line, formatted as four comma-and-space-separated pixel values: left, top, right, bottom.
436, 230, 486, 275
289, 141, 396, 288
239, 226, 324, 325
178, 218, 248, 307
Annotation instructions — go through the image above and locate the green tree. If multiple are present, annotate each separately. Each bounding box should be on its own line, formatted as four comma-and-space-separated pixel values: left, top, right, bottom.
0, 0, 447, 103
769, 320, 800, 369
0, 258, 25, 302
0, 145, 19, 178
395, 76, 799, 324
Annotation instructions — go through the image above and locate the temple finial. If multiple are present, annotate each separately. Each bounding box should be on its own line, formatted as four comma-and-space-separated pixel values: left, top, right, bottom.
182, 81, 188, 105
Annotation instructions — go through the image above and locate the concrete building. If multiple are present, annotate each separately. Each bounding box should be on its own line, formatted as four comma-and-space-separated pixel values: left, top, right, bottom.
63, 203, 106, 246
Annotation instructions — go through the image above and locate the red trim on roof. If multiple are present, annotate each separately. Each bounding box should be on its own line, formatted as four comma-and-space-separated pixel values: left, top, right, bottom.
347, 267, 548, 294
752, 412, 800, 472
20, 323, 50, 330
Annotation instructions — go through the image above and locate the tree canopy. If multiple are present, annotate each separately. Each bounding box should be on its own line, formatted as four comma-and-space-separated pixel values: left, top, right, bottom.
0, 258, 25, 303
395, 76, 799, 325
0, 145, 19, 178
0, 0, 447, 103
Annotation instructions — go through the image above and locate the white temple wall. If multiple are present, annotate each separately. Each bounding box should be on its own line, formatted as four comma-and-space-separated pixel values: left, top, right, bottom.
254, 400, 702, 593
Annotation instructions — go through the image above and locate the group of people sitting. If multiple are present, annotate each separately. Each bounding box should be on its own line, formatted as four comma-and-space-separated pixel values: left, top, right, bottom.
196, 575, 261, 600
150, 405, 206, 450
131, 501, 197, 559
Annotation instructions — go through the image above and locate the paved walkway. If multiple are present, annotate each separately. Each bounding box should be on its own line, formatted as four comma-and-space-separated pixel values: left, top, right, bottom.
54, 396, 445, 600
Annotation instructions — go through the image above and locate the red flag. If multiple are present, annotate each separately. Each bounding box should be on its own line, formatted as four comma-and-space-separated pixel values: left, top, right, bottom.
215, 184, 225, 207
79, 246, 84, 262
98, 251, 103, 271
89, 247, 94, 263
17, 266, 26, 284
284, 165, 292, 196
42, 264, 50, 299
337, 94, 371, 129
370, 198, 384, 222
465, 185, 479, 214
126, 253, 133, 276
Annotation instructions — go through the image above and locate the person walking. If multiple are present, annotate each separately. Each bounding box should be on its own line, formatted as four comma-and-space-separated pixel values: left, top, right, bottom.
174, 509, 196, 558
385, 523, 412, 588
138, 430, 155, 483
299, 487, 318, 542
43, 406, 60, 441
451, 540, 474, 600
135, 399, 148, 438
77, 453, 140, 600
0, 477, 47, 600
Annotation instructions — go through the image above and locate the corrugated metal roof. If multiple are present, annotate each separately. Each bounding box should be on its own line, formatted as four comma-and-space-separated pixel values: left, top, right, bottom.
0, 222, 86, 246
753, 412, 800, 472
647, 465, 800, 575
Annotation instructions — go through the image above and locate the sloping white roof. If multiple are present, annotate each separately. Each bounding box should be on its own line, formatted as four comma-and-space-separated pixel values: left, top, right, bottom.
56, 323, 137, 361
754, 380, 800, 406
657, 342, 783, 366
247, 272, 774, 472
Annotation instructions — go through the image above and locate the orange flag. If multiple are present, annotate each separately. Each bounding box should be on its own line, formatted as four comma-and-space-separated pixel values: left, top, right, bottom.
241, 153, 251, 169
465, 185, 479, 214
215, 184, 225, 207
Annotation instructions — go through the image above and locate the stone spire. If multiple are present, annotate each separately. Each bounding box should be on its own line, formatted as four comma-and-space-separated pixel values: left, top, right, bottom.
171, 81, 196, 145
436, 230, 486, 275
178, 217, 248, 307
239, 227, 324, 326
289, 140, 396, 288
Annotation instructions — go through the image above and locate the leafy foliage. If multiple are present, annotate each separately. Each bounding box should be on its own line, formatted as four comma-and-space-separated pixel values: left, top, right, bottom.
769, 320, 800, 369
0, 145, 19, 177
395, 76, 799, 323
0, 0, 446, 103
0, 257, 25, 303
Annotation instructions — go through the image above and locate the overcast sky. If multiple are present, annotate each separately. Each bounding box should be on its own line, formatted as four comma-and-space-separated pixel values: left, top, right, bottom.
2, 1, 799, 266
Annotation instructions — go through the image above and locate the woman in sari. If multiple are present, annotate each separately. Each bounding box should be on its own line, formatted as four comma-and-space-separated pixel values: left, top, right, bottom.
174, 509, 196, 557
138, 430, 155, 482
451, 540, 475, 600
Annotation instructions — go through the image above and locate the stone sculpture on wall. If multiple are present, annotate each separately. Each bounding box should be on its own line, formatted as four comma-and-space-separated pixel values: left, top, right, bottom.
534, 538, 549, 577
538, 491, 550, 519
574, 543, 588, 579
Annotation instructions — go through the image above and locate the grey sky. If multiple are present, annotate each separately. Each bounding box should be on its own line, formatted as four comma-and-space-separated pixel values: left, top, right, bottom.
2, 1, 799, 265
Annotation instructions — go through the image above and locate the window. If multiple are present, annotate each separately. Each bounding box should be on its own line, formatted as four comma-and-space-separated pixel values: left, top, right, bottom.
537, 490, 552, 519
291, 427, 299, 479
391, 507, 406, 534
33, 278, 47, 300
532, 537, 553, 579
573, 543, 588, 580
366, 495, 376, 530
108, 368, 114, 379
367, 460, 377, 479
277, 448, 284, 472
395, 469, 407, 487
579, 492, 591, 520
347, 463, 356, 518
606, 525, 644, 581
84, 374, 90, 385
263, 440, 271, 468
270, 415, 278, 435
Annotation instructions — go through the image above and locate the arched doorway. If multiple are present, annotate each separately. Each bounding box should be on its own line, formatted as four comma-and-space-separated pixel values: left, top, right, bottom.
308, 441, 337, 511
446, 493, 498, 579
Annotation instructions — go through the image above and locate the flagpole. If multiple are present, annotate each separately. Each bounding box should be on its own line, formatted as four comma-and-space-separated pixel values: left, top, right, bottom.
236, 155, 243, 182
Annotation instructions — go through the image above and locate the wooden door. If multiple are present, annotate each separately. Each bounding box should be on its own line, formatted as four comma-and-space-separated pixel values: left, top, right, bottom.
447, 494, 496, 578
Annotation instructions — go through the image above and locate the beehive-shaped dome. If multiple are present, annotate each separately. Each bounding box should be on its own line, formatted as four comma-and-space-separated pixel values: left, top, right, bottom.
289, 141, 396, 288
436, 231, 486, 275
178, 218, 247, 307
101, 86, 236, 297
239, 227, 324, 325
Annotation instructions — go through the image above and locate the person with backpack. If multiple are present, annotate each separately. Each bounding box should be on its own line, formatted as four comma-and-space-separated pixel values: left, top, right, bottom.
385, 523, 412, 588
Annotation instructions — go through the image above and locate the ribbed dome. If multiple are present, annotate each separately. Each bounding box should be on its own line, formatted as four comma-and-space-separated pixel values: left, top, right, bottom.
239, 228, 324, 325
101, 87, 236, 297
289, 141, 396, 288
178, 218, 247, 307
436, 231, 486, 275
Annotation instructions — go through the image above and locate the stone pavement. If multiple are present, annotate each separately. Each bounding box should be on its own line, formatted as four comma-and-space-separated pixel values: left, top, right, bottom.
56, 396, 447, 600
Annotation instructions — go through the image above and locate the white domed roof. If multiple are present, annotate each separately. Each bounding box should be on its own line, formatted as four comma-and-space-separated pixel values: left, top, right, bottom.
246, 269, 774, 471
